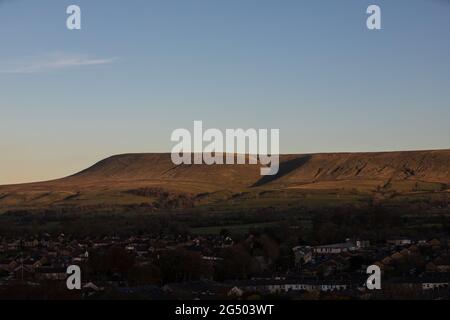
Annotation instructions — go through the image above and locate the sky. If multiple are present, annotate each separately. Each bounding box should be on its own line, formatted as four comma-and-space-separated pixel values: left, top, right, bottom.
0, 0, 449, 184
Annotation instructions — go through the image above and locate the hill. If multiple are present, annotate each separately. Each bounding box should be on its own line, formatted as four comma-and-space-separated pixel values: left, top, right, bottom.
0, 150, 449, 213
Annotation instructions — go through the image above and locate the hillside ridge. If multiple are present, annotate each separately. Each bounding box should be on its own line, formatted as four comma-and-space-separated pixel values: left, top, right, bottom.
0, 149, 449, 212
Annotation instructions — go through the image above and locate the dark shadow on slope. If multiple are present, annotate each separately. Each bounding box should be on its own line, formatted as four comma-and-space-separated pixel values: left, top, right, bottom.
252, 155, 312, 187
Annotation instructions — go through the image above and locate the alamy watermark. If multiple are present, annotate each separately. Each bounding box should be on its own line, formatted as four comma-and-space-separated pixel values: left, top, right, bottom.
366, 265, 381, 290
367, 5, 381, 30
65, 4, 381, 31
66, 265, 81, 290
66, 5, 81, 30
171, 121, 280, 176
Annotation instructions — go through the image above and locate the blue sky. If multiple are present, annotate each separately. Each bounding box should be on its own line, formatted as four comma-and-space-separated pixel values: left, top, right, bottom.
0, 0, 449, 183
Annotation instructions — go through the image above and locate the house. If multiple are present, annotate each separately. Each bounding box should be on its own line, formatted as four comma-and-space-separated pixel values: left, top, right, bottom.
317, 257, 349, 276
436, 264, 450, 273
202, 256, 224, 262
82, 282, 104, 297
163, 280, 228, 299
35, 267, 67, 281
24, 238, 39, 248
22, 256, 45, 271
227, 278, 351, 294
227, 286, 244, 297
427, 255, 450, 273
387, 239, 412, 247
117, 285, 170, 299
292, 246, 313, 266
422, 281, 448, 290
391, 275, 450, 291
223, 236, 234, 247
356, 240, 370, 249
12, 264, 35, 280
6, 241, 20, 251
0, 259, 18, 272
314, 242, 356, 255
428, 239, 441, 250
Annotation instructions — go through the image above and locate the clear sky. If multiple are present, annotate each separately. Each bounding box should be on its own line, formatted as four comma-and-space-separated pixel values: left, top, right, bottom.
0, 0, 449, 184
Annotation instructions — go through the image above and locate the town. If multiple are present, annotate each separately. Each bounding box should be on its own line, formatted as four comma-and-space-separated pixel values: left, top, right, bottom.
1, 230, 448, 299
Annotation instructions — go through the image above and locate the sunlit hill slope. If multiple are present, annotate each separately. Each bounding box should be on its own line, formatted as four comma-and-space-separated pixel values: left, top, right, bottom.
0, 150, 449, 213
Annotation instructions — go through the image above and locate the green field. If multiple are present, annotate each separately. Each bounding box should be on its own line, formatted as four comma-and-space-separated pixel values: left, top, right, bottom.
190, 221, 284, 235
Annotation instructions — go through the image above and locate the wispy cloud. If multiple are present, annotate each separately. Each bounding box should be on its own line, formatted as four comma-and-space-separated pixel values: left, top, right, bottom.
0, 53, 118, 74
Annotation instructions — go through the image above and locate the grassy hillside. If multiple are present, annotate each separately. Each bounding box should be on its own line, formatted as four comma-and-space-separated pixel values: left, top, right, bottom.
0, 150, 449, 213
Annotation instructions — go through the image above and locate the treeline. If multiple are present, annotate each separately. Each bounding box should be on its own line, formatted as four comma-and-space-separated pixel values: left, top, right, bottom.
0, 203, 449, 242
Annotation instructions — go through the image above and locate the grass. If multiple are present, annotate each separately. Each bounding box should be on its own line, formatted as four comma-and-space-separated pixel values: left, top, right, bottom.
190, 221, 283, 235
196, 189, 368, 212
